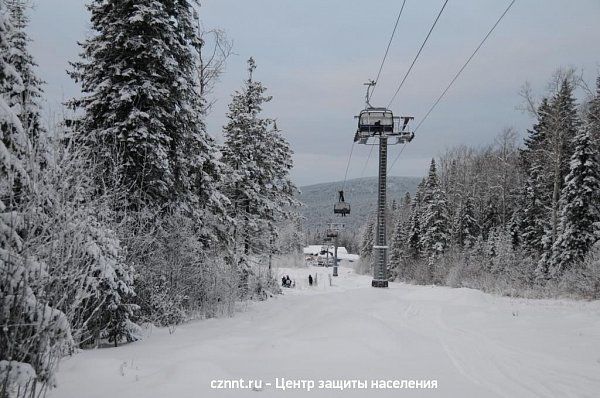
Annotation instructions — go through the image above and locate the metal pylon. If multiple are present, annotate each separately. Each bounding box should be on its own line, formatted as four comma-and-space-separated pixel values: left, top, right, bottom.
333, 234, 339, 277
372, 137, 389, 288
353, 92, 414, 288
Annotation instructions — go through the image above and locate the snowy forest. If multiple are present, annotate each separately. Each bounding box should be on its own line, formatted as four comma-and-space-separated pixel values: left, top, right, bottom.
359, 71, 600, 298
1, 1, 301, 396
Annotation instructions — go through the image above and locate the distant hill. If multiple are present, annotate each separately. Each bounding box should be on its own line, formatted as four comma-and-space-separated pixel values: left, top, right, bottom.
297, 176, 422, 232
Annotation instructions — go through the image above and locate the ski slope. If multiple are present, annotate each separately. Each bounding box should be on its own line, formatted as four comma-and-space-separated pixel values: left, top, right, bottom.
49, 263, 600, 398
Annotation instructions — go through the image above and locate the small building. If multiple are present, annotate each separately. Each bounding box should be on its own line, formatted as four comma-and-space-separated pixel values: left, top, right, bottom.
303, 245, 359, 263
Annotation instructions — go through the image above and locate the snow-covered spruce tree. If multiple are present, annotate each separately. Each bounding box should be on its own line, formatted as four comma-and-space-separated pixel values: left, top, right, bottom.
70, 0, 230, 327
388, 215, 408, 281
221, 58, 298, 296
419, 159, 450, 282
266, 120, 301, 248
69, 0, 221, 210
547, 122, 600, 278
546, 78, 579, 236
359, 216, 375, 258
481, 197, 500, 241
0, 9, 71, 395
395, 192, 412, 227
520, 162, 549, 255
508, 194, 524, 248
5, 0, 45, 152
388, 193, 412, 281
589, 76, 600, 143
519, 98, 552, 255
406, 181, 425, 271
77, 213, 141, 347
536, 78, 580, 281
453, 195, 479, 249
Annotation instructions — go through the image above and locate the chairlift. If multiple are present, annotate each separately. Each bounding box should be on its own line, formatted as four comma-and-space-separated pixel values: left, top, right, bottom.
394, 116, 416, 144
333, 190, 350, 216
354, 107, 394, 144
326, 228, 338, 238
354, 108, 415, 144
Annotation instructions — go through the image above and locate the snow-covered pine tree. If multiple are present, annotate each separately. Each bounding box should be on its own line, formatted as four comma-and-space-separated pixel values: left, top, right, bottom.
420, 159, 450, 258
508, 192, 524, 248
221, 58, 298, 294
5, 0, 45, 151
545, 78, 580, 243
388, 192, 412, 281
547, 117, 600, 277
267, 120, 300, 226
402, 192, 411, 207
589, 76, 600, 144
81, 214, 141, 346
406, 180, 425, 262
485, 227, 498, 271
260, 121, 300, 273
360, 216, 375, 258
453, 195, 479, 249
388, 214, 408, 281
519, 99, 551, 254
419, 159, 450, 283
520, 162, 549, 255
536, 78, 580, 280
70, 0, 221, 211
481, 196, 500, 241
0, 8, 71, 394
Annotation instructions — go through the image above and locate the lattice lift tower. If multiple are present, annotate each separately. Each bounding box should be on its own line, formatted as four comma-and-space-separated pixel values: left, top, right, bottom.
354, 81, 414, 288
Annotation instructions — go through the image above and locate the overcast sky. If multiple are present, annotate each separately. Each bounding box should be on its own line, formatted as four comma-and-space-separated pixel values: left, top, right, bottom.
28, 0, 600, 186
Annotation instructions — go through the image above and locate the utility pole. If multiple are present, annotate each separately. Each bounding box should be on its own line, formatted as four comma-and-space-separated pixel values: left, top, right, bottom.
354, 82, 414, 288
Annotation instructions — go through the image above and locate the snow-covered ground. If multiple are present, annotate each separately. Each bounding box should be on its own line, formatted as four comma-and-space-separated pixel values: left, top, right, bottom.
49, 262, 600, 398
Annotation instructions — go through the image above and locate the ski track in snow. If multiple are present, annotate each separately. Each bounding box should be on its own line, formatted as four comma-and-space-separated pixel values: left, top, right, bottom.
49, 264, 600, 398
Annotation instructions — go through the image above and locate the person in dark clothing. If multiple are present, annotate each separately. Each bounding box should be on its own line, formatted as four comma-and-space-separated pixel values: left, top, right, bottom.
308, 274, 313, 286
282, 276, 287, 287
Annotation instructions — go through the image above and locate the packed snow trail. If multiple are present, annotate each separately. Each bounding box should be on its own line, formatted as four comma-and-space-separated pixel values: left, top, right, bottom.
49, 264, 600, 398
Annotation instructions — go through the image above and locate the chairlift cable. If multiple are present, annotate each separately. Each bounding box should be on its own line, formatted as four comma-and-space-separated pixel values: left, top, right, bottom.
387, 0, 516, 174
412, 0, 517, 134
342, 144, 373, 215
387, 0, 449, 109
360, 144, 375, 180
369, 0, 407, 100
341, 141, 356, 192
339, 0, 407, 193
334, 0, 410, 218
387, 142, 408, 174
